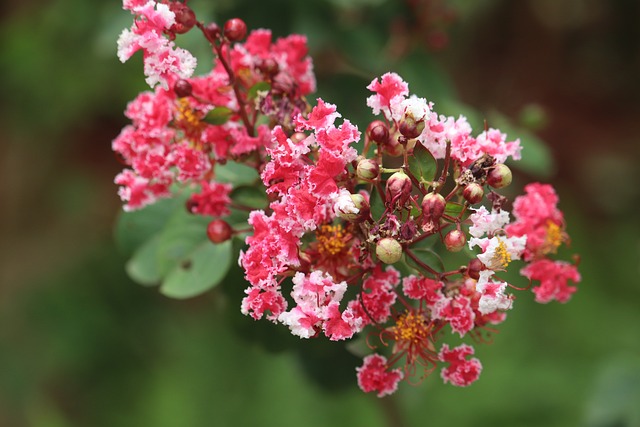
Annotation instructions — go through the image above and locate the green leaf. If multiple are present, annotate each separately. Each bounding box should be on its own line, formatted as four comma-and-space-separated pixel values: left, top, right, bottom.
444, 201, 464, 217
160, 240, 233, 299
231, 185, 268, 210
405, 247, 445, 273
408, 142, 437, 183
204, 106, 232, 125
216, 161, 260, 186
369, 187, 385, 221
114, 197, 184, 257
247, 81, 271, 100
125, 235, 164, 286
155, 209, 210, 277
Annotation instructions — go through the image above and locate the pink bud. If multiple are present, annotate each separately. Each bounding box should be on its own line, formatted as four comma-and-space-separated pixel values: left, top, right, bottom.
467, 258, 483, 280
421, 192, 446, 222
224, 18, 247, 42
462, 183, 484, 204
174, 79, 193, 98
207, 219, 232, 243
487, 164, 512, 189
169, 3, 196, 34
385, 171, 412, 207
367, 120, 389, 144
398, 113, 425, 139
444, 229, 466, 252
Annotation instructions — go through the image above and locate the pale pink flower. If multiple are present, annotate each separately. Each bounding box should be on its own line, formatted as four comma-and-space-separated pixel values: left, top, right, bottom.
475, 270, 513, 315
470, 235, 527, 271
468, 206, 511, 239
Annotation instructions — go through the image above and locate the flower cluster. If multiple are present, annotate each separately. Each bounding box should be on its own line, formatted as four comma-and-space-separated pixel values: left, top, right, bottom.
114, 0, 581, 397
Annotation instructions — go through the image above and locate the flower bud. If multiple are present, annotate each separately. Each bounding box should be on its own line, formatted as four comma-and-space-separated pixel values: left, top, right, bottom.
258, 58, 279, 77
385, 171, 412, 206
382, 133, 404, 157
487, 164, 512, 189
462, 183, 484, 204
376, 237, 403, 264
356, 159, 379, 181
203, 22, 221, 41
467, 258, 483, 280
335, 193, 370, 222
174, 79, 193, 98
366, 120, 389, 144
207, 219, 232, 243
421, 192, 446, 222
444, 229, 466, 252
223, 18, 247, 42
398, 113, 425, 139
169, 2, 196, 34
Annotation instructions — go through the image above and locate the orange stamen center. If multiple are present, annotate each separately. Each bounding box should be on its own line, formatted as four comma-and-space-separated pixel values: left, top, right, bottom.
316, 225, 346, 256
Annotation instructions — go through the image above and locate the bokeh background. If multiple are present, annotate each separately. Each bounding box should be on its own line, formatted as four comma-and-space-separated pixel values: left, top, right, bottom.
1, 0, 639, 426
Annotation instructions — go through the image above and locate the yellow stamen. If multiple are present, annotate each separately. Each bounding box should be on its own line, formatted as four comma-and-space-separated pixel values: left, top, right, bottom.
176, 98, 202, 129
543, 220, 564, 254
392, 312, 430, 345
316, 225, 346, 256
493, 237, 511, 269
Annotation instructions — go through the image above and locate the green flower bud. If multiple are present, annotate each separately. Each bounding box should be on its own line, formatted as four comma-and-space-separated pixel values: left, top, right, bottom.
376, 237, 403, 264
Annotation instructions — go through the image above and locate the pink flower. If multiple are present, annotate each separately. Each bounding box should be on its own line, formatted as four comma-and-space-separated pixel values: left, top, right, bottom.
117, 1, 196, 89
401, 275, 444, 305
348, 266, 399, 326
433, 295, 476, 337
295, 99, 341, 131
439, 344, 482, 387
114, 169, 171, 211
188, 181, 232, 217
506, 183, 568, 260
228, 29, 315, 97
241, 286, 288, 321
366, 72, 409, 117
356, 354, 404, 397
521, 259, 580, 303
475, 128, 522, 164
168, 142, 211, 182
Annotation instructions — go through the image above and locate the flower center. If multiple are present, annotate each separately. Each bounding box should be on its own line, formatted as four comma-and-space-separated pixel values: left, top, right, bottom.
493, 237, 511, 269
176, 98, 203, 130
392, 311, 430, 345
543, 220, 564, 254
316, 224, 347, 256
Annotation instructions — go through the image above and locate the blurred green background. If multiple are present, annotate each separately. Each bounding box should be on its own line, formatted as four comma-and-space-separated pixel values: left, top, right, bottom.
1, 0, 639, 426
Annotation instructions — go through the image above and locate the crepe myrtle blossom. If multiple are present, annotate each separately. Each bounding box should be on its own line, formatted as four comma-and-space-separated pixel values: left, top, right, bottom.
118, 1, 197, 89
356, 354, 404, 397
113, 4, 582, 397
521, 259, 580, 304
439, 344, 482, 387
